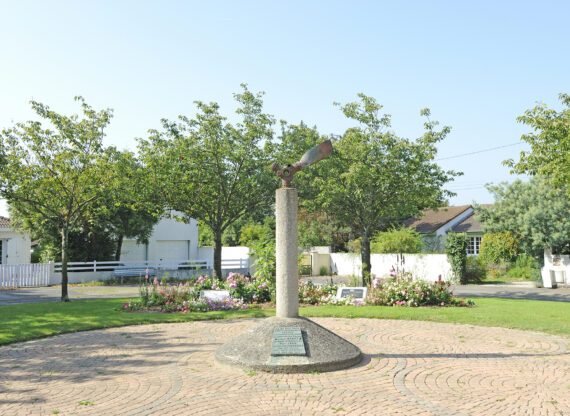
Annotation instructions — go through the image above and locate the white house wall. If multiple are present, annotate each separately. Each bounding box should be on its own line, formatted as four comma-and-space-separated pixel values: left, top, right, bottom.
0, 231, 31, 264
120, 215, 199, 262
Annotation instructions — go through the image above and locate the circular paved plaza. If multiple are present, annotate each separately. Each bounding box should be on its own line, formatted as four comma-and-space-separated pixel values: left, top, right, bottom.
1, 318, 569, 415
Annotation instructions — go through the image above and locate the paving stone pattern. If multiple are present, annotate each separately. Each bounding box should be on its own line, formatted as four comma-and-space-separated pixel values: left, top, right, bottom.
1, 318, 569, 415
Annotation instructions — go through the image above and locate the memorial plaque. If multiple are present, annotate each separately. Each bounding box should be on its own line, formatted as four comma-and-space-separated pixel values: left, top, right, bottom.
200, 290, 231, 301
553, 256, 561, 266
271, 327, 306, 356
336, 287, 367, 300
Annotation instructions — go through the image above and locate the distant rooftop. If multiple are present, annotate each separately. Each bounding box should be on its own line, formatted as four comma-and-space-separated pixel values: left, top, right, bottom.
404, 205, 472, 233
452, 204, 492, 233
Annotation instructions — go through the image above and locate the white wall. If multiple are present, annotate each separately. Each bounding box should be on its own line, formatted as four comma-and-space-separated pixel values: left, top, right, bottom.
330, 252, 453, 282
0, 231, 31, 264
120, 214, 199, 262
542, 249, 570, 287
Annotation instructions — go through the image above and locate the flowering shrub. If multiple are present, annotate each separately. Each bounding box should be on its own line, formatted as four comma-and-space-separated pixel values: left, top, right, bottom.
124, 273, 274, 312
367, 273, 474, 307
298, 281, 338, 304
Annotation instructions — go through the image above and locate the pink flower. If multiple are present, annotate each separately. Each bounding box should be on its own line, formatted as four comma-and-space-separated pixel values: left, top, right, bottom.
440, 302, 444, 306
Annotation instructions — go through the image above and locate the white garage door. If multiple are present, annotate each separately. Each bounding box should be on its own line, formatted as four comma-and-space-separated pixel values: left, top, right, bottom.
155, 240, 189, 261
120, 240, 146, 261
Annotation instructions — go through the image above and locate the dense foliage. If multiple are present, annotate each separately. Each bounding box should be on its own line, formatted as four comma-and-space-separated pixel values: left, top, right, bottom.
477, 177, 570, 256
479, 231, 518, 265
371, 227, 423, 254
445, 233, 468, 283
504, 93, 570, 193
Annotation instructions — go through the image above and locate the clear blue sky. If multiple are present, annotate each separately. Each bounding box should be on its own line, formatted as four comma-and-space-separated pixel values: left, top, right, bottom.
1, 0, 569, 217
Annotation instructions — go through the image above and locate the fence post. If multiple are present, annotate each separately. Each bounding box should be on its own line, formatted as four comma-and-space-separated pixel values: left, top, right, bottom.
49, 261, 55, 286
93, 260, 97, 272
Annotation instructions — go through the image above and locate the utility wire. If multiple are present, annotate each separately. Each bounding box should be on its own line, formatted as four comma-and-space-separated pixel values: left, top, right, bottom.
435, 142, 522, 161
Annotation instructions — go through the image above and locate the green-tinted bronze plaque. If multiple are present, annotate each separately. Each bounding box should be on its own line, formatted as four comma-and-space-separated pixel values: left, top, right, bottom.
271, 327, 306, 356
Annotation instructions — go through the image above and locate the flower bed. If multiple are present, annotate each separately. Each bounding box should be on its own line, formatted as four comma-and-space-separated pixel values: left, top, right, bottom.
367, 272, 474, 307
122, 270, 473, 313
122, 272, 273, 313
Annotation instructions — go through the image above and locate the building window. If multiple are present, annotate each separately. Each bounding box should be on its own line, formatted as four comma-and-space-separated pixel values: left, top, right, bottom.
0, 240, 2, 264
467, 236, 481, 255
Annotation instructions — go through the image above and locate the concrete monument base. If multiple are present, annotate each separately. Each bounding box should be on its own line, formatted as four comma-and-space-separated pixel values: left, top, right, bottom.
215, 316, 362, 373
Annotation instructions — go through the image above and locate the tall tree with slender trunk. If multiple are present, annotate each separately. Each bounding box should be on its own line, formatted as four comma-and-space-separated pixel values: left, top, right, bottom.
0, 97, 113, 301
314, 94, 460, 284
138, 85, 276, 279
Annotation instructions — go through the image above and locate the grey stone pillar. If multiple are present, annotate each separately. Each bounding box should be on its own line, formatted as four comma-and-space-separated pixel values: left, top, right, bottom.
275, 187, 299, 318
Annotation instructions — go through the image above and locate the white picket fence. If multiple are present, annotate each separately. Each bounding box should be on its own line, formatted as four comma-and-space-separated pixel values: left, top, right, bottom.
0, 263, 52, 288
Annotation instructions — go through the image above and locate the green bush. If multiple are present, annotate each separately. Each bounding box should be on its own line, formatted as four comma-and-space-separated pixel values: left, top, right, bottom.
250, 241, 276, 283
479, 231, 518, 265
445, 233, 468, 283
371, 227, 422, 254
464, 256, 486, 283
506, 254, 540, 280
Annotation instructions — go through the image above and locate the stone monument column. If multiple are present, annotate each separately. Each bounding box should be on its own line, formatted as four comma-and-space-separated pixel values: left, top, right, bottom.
275, 187, 299, 318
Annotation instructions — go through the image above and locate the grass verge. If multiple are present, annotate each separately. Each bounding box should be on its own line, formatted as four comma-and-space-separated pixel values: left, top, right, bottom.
1, 297, 569, 345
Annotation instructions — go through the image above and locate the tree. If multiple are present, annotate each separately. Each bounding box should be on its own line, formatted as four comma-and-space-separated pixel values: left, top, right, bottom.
504, 93, 570, 193
479, 231, 518, 266
314, 94, 460, 284
95, 149, 162, 261
138, 85, 277, 279
445, 232, 468, 283
476, 177, 570, 257
371, 227, 422, 254
0, 97, 114, 301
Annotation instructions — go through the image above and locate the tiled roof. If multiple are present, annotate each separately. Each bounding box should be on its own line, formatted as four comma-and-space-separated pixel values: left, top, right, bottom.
404, 205, 472, 233
452, 204, 492, 233
0, 216, 10, 228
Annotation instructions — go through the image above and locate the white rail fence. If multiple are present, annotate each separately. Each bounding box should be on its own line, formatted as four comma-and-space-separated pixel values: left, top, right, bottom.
0, 263, 52, 288
52, 258, 249, 273
0, 258, 251, 288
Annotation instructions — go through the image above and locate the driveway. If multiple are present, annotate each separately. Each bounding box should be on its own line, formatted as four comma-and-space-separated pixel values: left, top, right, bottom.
0, 285, 140, 306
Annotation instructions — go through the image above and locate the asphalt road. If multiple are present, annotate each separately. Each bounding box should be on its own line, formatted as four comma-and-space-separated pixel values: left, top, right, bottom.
1, 281, 569, 306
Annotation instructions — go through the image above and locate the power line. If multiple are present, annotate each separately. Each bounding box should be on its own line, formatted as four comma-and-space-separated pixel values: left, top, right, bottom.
435, 142, 522, 161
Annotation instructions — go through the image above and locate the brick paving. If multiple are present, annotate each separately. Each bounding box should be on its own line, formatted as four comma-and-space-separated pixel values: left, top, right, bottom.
1, 318, 569, 415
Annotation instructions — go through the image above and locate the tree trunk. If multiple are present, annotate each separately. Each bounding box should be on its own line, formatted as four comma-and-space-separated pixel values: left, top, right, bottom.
115, 234, 124, 261
61, 227, 70, 302
361, 233, 371, 286
213, 229, 223, 281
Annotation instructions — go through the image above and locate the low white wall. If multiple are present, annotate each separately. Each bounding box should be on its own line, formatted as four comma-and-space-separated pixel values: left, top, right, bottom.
330, 253, 453, 282
542, 249, 570, 288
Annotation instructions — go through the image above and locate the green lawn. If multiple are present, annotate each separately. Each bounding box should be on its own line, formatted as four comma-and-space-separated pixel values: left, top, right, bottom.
1, 297, 568, 345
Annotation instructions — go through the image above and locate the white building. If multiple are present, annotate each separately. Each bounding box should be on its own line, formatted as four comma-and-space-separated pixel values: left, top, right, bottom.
0, 216, 31, 264
119, 214, 199, 262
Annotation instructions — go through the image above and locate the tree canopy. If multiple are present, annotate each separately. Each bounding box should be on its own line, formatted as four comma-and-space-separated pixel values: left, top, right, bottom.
476, 177, 570, 257
138, 85, 277, 279
504, 93, 570, 193
311, 94, 460, 283
0, 97, 114, 301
